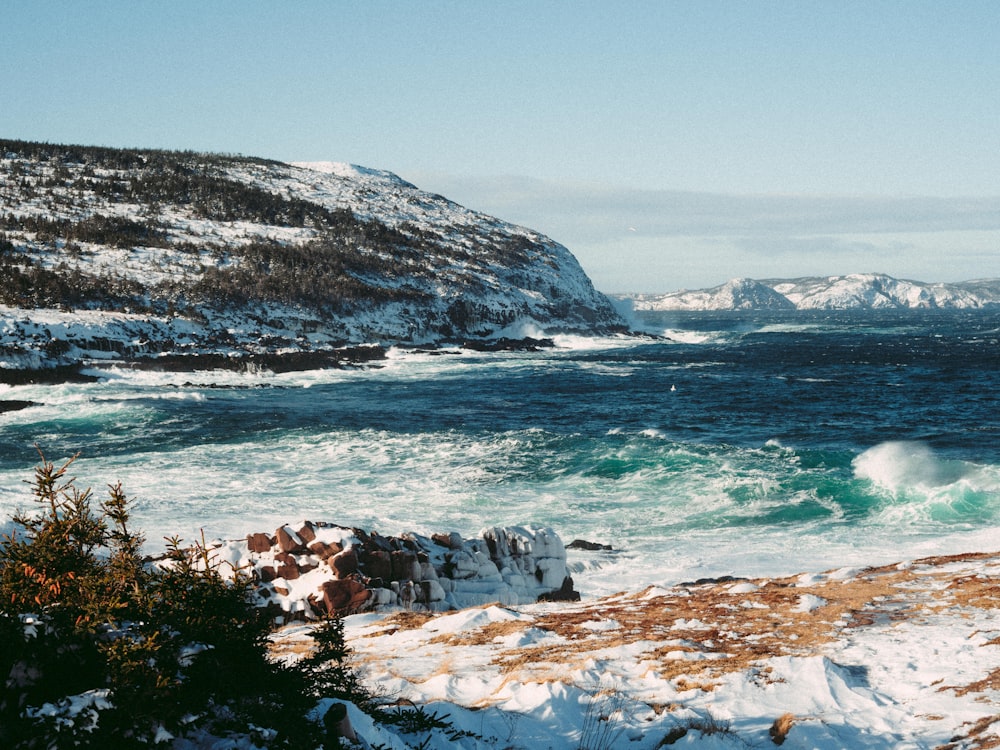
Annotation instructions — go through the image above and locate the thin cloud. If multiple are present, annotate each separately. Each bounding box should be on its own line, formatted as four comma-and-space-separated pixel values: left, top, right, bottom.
413, 172, 1000, 238
407, 172, 1000, 291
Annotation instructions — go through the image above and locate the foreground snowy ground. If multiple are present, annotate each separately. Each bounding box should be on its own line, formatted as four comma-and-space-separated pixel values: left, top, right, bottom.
274, 550, 1000, 749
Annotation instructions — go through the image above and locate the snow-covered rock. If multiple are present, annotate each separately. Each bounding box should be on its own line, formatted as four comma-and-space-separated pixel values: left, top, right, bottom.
201, 520, 577, 620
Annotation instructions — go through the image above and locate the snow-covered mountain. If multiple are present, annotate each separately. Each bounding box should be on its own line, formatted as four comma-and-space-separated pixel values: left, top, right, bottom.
0, 140, 625, 371
627, 273, 1000, 311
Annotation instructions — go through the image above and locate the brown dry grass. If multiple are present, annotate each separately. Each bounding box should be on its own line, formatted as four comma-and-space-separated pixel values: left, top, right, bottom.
336, 549, 1000, 744
937, 714, 1000, 750
378, 610, 435, 631
769, 712, 795, 745
476, 565, 930, 688
429, 618, 531, 647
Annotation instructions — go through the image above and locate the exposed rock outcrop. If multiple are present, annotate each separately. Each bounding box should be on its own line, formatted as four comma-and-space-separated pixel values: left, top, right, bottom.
203, 520, 578, 620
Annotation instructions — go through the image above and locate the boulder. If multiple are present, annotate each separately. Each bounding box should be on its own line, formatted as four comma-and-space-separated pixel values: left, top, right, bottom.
331, 548, 359, 578
227, 520, 580, 618
313, 579, 370, 616
275, 551, 299, 580
309, 540, 343, 560
297, 521, 317, 545
363, 550, 392, 582
432, 532, 463, 549
567, 538, 613, 551
538, 575, 581, 602
246, 533, 274, 553
391, 550, 420, 581
276, 525, 308, 554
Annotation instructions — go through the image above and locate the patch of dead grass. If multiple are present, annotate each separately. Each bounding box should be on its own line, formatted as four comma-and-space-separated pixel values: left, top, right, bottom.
429, 618, 531, 647
937, 714, 1000, 750
345, 550, 1000, 706
374, 609, 435, 634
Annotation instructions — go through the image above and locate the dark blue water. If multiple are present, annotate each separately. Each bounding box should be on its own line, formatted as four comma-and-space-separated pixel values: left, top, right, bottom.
2, 309, 999, 591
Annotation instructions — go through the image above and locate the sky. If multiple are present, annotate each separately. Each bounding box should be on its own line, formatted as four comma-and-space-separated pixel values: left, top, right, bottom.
2, 1, 998, 293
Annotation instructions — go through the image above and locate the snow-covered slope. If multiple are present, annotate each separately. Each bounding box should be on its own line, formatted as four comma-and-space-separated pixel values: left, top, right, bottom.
769, 273, 999, 309
630, 278, 795, 312
0, 140, 625, 370
628, 273, 1000, 311
274, 549, 1000, 749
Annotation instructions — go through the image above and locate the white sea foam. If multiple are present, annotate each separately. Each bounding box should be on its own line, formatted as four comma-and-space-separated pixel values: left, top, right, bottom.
853, 441, 971, 491
661, 328, 714, 344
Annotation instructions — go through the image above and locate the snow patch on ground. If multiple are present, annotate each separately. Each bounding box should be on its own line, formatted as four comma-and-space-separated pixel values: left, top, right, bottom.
263, 550, 1000, 748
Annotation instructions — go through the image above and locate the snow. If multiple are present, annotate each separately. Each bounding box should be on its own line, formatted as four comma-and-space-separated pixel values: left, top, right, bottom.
0, 149, 626, 370
279, 549, 1000, 748
139, 527, 1000, 747
627, 273, 1000, 311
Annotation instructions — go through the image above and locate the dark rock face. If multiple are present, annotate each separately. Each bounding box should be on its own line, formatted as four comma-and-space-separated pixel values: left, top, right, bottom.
0, 365, 97, 386
567, 539, 613, 551
460, 337, 555, 352
0, 399, 38, 413
122, 346, 387, 374
537, 576, 582, 602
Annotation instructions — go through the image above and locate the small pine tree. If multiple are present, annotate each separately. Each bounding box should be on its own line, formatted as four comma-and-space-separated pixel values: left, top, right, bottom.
300, 614, 370, 705
0, 451, 349, 748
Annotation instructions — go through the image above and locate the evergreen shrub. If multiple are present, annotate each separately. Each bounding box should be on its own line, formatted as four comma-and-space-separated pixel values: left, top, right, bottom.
0, 451, 362, 748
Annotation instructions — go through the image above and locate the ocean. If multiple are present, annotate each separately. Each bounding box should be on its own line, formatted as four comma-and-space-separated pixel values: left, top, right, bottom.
2, 309, 998, 597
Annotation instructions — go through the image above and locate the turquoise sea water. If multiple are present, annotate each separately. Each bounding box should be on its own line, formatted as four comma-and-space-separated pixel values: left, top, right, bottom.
2, 310, 998, 595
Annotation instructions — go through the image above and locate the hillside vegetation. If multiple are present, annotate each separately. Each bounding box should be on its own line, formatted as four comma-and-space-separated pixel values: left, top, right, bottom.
0, 139, 625, 369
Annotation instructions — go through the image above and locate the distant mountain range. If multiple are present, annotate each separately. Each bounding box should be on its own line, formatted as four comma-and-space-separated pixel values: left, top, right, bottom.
625, 274, 1000, 311
0, 139, 625, 372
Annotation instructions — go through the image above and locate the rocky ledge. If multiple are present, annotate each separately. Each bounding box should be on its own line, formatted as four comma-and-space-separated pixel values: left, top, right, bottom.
202, 521, 579, 622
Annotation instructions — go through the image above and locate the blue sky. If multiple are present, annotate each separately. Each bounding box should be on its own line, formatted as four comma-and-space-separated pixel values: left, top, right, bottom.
2, 1, 998, 292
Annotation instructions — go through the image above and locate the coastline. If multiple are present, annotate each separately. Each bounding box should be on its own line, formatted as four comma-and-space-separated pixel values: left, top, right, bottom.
306, 548, 1000, 749
198, 518, 1000, 747
0, 335, 558, 396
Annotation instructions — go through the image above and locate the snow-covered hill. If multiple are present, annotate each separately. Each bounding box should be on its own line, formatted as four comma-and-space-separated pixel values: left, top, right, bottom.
627, 273, 1000, 311
629, 278, 795, 312
0, 140, 625, 371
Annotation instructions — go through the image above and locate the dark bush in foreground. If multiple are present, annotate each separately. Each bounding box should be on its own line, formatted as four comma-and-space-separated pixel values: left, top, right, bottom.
0, 452, 358, 748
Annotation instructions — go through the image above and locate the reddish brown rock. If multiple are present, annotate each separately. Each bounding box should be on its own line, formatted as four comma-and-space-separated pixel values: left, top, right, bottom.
309, 540, 343, 560
363, 550, 392, 582
432, 531, 463, 549
313, 579, 369, 615
331, 548, 358, 579
247, 533, 274, 553
276, 525, 307, 554
297, 522, 316, 545
391, 550, 418, 581
276, 554, 300, 580
259, 565, 277, 582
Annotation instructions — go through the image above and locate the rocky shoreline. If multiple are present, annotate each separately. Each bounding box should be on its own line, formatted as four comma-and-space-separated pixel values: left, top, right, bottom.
198, 521, 580, 623
0, 335, 558, 399
315, 548, 1000, 749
